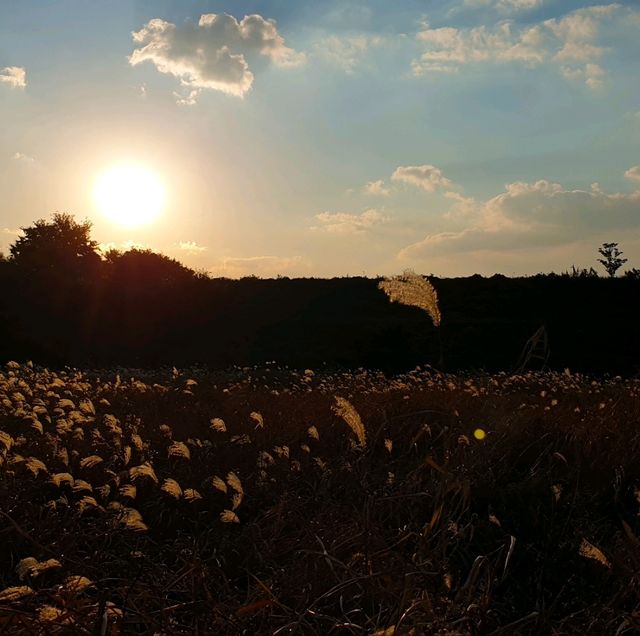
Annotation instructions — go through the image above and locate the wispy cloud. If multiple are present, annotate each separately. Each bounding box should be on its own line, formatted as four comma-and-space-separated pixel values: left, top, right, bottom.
312, 208, 389, 234
98, 240, 147, 253
0, 66, 26, 88
399, 171, 640, 259
177, 241, 206, 254
364, 180, 391, 196
465, 0, 544, 12
413, 4, 629, 89
129, 13, 305, 101
497, 0, 544, 11
315, 35, 384, 73
211, 255, 304, 278
13, 152, 35, 164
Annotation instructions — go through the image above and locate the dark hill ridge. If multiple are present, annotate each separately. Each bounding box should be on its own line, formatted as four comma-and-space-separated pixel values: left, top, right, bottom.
0, 259, 638, 374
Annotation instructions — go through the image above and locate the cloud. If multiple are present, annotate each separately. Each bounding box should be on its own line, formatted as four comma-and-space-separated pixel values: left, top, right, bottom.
13, 152, 35, 164
313, 208, 389, 234
98, 240, 147, 253
177, 241, 206, 254
465, 0, 544, 12
0, 228, 22, 253
624, 166, 640, 182
560, 63, 605, 89
315, 35, 384, 73
211, 255, 304, 278
2, 228, 21, 240
129, 14, 305, 101
413, 4, 628, 89
391, 165, 452, 192
399, 178, 640, 259
497, 0, 544, 11
0, 66, 26, 88
364, 179, 391, 196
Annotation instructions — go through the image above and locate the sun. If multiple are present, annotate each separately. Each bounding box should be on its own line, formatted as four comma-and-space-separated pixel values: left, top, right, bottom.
93, 164, 166, 227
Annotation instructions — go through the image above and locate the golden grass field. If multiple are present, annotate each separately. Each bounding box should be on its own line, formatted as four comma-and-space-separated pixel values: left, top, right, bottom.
1, 361, 639, 634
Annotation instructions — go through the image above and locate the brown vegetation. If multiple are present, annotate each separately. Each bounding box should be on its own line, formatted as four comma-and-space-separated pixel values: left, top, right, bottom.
1, 362, 640, 633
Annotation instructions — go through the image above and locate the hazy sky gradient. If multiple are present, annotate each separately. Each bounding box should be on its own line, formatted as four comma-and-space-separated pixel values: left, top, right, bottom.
1, 1, 639, 276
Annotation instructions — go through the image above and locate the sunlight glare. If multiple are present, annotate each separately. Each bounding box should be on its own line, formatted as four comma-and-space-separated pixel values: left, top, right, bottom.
93, 164, 166, 227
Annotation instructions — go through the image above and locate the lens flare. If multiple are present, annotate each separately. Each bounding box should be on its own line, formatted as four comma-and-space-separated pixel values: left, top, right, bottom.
473, 428, 486, 441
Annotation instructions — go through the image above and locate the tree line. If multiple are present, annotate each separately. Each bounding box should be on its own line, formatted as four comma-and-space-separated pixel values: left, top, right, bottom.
0, 213, 639, 374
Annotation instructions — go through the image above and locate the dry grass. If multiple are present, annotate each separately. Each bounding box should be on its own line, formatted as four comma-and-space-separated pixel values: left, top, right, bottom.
0, 362, 639, 634
379, 269, 442, 327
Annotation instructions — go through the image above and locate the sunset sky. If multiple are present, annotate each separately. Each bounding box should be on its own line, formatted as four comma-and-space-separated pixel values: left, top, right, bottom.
1, 0, 639, 277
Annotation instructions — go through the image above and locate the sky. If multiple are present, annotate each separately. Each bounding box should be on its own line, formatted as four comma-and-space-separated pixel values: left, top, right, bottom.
1, 0, 639, 278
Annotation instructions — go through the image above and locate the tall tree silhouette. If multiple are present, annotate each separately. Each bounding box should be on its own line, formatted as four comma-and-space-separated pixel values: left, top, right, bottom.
6, 214, 103, 362
597, 242, 627, 278
9, 213, 101, 279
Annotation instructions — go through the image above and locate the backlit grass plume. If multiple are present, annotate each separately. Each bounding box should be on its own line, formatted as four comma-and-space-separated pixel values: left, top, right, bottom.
333, 397, 366, 448
378, 270, 441, 328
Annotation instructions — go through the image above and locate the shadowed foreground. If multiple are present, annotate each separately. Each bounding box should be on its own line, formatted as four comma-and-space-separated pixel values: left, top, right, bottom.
1, 362, 639, 634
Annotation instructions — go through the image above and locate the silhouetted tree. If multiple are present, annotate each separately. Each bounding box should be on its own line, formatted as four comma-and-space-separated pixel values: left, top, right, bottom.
106, 248, 197, 288
597, 242, 627, 278
9, 213, 101, 279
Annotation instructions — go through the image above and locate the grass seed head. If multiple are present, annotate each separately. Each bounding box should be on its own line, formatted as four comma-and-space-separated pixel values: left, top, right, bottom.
0, 586, 34, 602
129, 463, 159, 484
220, 509, 240, 523
332, 397, 366, 448
250, 411, 264, 428
211, 475, 228, 493
184, 488, 203, 502
378, 270, 442, 327
210, 417, 226, 432
80, 455, 103, 469
61, 576, 94, 594
226, 471, 244, 494
579, 539, 611, 568
161, 478, 183, 499
168, 441, 191, 460
119, 507, 148, 533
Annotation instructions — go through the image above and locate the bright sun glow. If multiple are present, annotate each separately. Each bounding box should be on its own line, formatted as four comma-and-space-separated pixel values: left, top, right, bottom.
93, 164, 166, 227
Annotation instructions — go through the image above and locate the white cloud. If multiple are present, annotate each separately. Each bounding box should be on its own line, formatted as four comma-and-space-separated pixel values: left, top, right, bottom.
399, 178, 640, 259
315, 35, 384, 73
0, 66, 26, 88
413, 4, 628, 89
364, 179, 391, 196
129, 14, 305, 101
625, 166, 640, 182
177, 241, 206, 254
391, 165, 452, 192
313, 208, 389, 234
